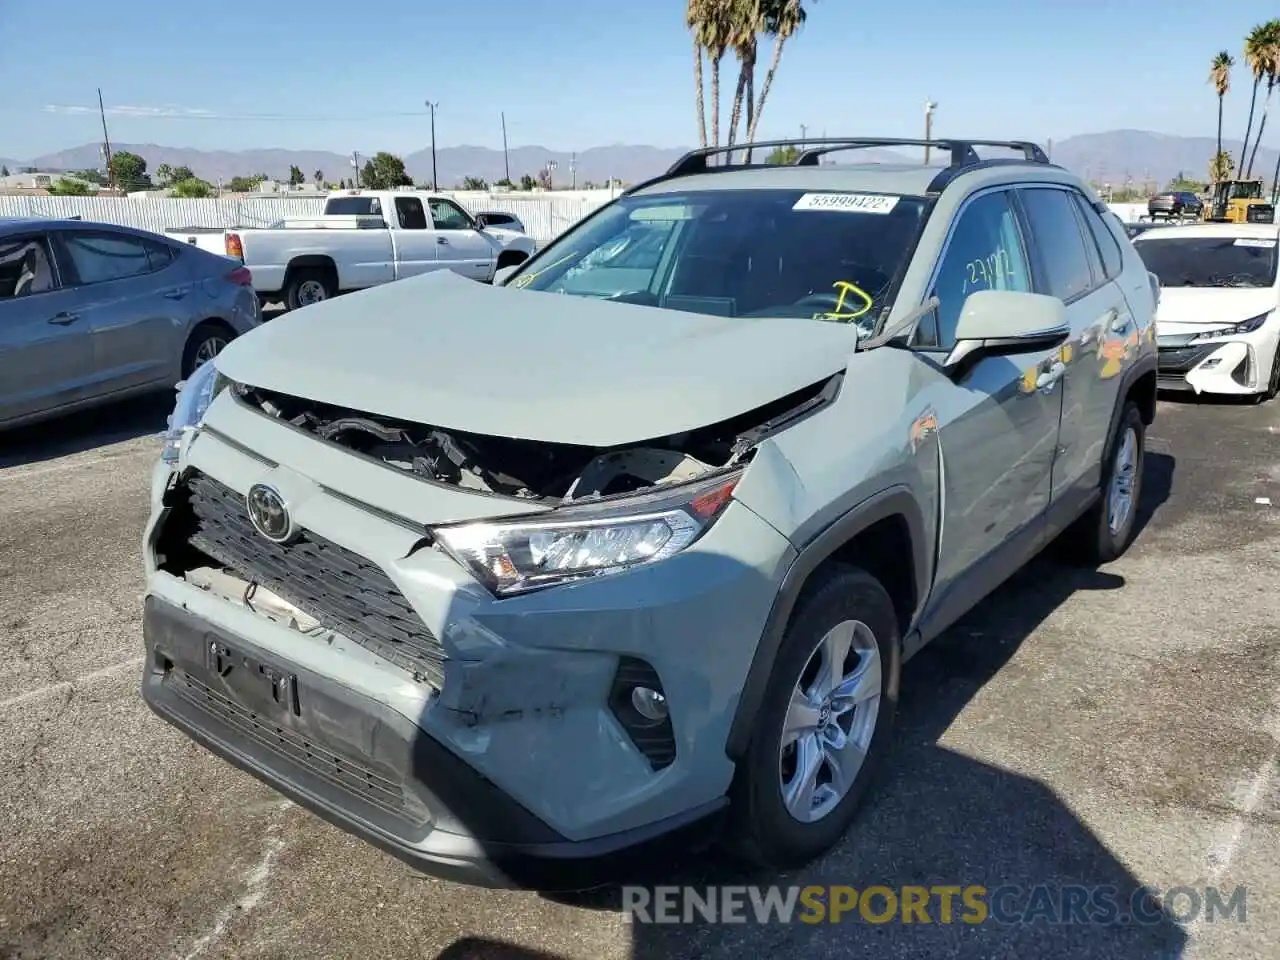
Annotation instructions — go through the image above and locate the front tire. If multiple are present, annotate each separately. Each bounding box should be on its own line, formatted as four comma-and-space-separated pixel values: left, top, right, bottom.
725, 565, 900, 871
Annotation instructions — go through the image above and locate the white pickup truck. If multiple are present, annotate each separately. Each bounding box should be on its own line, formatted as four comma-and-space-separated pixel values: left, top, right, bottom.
167, 190, 537, 311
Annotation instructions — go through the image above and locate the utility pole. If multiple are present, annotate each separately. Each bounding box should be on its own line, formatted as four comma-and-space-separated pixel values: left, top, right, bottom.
97, 88, 114, 191
800, 124, 807, 146
425, 101, 439, 190
351, 151, 360, 188
501, 112, 510, 184
923, 99, 937, 165
570, 152, 577, 190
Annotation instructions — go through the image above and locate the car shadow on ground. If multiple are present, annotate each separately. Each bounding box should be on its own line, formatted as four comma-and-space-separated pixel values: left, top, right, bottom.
431, 454, 1185, 959
0, 393, 171, 469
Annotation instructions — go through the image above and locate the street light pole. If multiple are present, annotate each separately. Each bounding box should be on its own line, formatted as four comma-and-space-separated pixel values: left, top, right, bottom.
425, 101, 439, 190
923, 99, 937, 165
501, 111, 510, 184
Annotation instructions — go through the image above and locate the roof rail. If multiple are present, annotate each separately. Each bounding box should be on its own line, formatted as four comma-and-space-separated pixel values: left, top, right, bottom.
660, 137, 1050, 178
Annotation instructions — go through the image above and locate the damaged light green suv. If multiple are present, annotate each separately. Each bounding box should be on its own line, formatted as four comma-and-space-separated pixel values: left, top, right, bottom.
141, 138, 1159, 889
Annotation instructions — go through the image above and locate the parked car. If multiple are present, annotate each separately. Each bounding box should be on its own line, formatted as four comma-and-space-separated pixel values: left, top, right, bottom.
475, 211, 527, 234
142, 137, 1157, 890
1133, 222, 1280, 400
167, 190, 537, 311
0, 217, 259, 430
1147, 191, 1204, 221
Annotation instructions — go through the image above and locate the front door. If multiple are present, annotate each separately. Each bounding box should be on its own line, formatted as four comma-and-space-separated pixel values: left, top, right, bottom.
0, 232, 97, 425
428, 198, 497, 281
391, 196, 440, 279
908, 188, 1065, 630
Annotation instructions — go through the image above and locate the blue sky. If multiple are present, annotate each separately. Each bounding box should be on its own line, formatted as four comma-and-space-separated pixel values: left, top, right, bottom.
1, 0, 1278, 160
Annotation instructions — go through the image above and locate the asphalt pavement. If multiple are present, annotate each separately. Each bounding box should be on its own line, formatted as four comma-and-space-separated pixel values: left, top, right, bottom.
0, 392, 1277, 960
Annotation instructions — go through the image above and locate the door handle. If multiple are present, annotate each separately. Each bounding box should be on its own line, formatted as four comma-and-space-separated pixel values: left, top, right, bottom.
164, 289, 188, 300
1036, 360, 1066, 391
436, 236, 449, 245
47, 311, 79, 325
1107, 310, 1131, 334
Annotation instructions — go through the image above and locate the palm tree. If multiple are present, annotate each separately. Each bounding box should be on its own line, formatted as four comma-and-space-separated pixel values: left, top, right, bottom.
1246, 20, 1280, 178
1210, 52, 1234, 176
686, 1, 709, 147
746, 0, 809, 143
726, 0, 762, 149
687, 0, 734, 147
314, 169, 323, 186
1240, 23, 1272, 178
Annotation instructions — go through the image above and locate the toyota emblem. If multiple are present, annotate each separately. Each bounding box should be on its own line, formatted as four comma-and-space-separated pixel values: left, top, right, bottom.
246, 483, 296, 544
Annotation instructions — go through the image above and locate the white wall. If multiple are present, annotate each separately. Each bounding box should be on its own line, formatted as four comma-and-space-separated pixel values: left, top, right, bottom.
0, 193, 1154, 246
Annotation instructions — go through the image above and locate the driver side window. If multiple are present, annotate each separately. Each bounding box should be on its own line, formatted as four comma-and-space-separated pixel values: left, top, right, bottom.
922, 190, 1031, 348
428, 198, 475, 231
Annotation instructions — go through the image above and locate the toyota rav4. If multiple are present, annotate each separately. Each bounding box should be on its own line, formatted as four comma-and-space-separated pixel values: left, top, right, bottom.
141, 137, 1159, 890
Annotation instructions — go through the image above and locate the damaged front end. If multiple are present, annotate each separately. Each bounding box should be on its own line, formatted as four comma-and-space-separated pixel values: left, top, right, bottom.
222, 376, 837, 597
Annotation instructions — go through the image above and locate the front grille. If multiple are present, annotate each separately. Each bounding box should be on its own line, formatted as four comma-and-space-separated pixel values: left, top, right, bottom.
1158, 343, 1217, 375
174, 671, 413, 819
181, 471, 446, 687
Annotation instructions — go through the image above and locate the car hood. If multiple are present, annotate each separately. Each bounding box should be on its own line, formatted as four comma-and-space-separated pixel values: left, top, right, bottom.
1155, 286, 1277, 337
214, 269, 857, 446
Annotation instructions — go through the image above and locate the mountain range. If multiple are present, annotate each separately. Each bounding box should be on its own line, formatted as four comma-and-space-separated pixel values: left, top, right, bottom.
5, 130, 1279, 189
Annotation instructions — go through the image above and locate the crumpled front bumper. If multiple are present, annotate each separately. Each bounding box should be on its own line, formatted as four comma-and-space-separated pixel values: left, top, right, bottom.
141, 594, 724, 890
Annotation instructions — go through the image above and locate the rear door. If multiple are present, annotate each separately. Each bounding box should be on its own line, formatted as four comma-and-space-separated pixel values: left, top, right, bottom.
54, 228, 188, 393
390, 196, 440, 279
0, 232, 97, 424
428, 198, 496, 281
1015, 186, 1132, 510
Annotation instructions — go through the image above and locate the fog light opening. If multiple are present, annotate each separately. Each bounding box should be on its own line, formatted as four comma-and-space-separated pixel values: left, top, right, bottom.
631, 685, 669, 722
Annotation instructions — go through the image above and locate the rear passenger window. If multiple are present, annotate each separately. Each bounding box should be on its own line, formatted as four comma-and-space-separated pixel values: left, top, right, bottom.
1018, 188, 1095, 301
1073, 194, 1124, 280
62, 232, 153, 284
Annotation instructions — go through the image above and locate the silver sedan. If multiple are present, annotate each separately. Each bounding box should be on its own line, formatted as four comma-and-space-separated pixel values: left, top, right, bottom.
0, 217, 261, 430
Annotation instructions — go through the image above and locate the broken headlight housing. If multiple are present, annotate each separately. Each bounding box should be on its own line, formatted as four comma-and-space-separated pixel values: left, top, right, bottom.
161, 360, 228, 463
1187, 312, 1271, 342
433, 470, 741, 596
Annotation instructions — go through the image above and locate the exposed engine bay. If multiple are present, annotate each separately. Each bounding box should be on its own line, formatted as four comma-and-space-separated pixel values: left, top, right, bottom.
234, 375, 840, 502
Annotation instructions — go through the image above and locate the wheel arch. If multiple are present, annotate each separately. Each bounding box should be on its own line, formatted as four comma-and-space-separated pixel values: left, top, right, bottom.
724, 486, 931, 760
284, 255, 339, 286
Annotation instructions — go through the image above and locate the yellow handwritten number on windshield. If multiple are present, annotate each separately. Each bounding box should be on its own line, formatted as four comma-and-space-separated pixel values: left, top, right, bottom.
815, 280, 874, 321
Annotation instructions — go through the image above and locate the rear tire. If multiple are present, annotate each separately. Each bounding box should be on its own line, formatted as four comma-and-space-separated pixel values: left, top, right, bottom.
1065, 401, 1146, 565
724, 565, 900, 871
284, 268, 335, 311
181, 322, 234, 380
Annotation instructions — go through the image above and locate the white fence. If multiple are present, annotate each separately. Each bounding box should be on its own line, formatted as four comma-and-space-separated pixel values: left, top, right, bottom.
0, 194, 1153, 244
0, 193, 612, 246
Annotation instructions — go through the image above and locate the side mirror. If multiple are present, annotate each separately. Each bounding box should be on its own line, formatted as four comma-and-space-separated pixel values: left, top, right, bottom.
493, 264, 519, 286
943, 289, 1069, 381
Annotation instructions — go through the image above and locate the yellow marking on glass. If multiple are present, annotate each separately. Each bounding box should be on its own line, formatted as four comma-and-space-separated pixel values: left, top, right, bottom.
814, 280, 874, 321
511, 252, 577, 288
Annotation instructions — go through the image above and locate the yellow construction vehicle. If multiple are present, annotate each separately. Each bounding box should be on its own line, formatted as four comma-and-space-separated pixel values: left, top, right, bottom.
1203, 178, 1275, 223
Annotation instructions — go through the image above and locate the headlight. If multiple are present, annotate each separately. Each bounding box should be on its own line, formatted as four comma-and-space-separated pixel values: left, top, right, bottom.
1188, 311, 1271, 342
160, 360, 227, 462
433, 470, 741, 596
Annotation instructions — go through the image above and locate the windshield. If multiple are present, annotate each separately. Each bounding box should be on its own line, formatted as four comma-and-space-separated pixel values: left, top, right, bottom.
1134, 235, 1279, 288
506, 189, 930, 333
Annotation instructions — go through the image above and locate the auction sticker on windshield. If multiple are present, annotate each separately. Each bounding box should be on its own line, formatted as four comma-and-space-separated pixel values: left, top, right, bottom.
793, 193, 900, 214
1233, 238, 1277, 248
